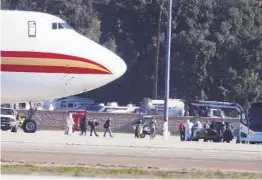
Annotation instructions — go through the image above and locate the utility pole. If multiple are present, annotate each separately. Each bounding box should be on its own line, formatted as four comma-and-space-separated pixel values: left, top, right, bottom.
153, 0, 164, 100
163, 0, 172, 140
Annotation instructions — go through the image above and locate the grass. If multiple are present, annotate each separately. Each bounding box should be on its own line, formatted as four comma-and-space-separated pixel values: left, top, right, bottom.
1, 163, 262, 179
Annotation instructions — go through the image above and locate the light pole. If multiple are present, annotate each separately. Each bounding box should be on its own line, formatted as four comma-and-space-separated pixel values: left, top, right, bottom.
163, 0, 173, 140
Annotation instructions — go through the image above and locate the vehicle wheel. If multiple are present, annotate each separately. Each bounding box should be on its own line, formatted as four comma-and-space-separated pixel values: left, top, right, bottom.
203, 139, 208, 142
226, 140, 230, 143
140, 133, 145, 138
11, 127, 17, 133
22, 120, 37, 133
1, 126, 10, 131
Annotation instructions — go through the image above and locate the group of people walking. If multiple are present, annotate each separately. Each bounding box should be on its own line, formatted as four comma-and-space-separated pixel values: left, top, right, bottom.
66, 111, 113, 137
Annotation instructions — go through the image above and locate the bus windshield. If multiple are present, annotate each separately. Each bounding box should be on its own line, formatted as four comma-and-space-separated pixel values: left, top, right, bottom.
248, 102, 262, 131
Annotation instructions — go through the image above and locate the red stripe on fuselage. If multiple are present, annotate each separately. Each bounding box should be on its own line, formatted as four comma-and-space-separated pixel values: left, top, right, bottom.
1, 50, 112, 74
1, 64, 110, 74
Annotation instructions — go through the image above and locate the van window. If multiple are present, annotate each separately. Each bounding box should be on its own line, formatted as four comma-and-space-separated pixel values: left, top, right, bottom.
213, 110, 222, 117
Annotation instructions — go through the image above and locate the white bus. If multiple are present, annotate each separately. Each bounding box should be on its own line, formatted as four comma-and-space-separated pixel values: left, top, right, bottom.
239, 102, 262, 144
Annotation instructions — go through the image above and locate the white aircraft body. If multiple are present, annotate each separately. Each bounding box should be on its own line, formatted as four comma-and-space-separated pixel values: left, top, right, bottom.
0, 10, 127, 103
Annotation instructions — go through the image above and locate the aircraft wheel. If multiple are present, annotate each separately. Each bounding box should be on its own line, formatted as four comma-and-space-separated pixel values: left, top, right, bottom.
23, 120, 37, 133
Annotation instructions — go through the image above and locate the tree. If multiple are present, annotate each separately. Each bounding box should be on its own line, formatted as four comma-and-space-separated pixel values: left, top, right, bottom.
2, 0, 261, 108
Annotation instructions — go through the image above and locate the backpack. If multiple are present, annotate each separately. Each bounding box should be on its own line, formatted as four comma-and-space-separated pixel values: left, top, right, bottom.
94, 121, 99, 126
104, 120, 109, 128
88, 121, 92, 126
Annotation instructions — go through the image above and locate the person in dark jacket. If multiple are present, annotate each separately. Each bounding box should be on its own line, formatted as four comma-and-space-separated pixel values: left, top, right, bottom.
89, 118, 99, 137
103, 117, 113, 137
179, 122, 185, 141
80, 117, 87, 136
132, 116, 143, 138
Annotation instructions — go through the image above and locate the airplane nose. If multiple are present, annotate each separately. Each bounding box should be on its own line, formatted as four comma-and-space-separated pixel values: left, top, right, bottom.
113, 56, 127, 79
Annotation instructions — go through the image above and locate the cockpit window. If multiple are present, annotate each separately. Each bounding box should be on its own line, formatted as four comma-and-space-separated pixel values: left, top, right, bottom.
62, 23, 73, 29
58, 23, 64, 29
52, 23, 57, 29
52, 22, 73, 30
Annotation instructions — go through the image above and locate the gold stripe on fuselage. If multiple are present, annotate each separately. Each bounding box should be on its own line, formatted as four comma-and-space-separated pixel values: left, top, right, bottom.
1, 57, 110, 73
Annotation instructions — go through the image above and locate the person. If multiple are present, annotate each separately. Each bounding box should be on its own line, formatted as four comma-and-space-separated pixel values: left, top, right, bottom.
193, 119, 203, 138
210, 121, 215, 130
66, 111, 75, 135
190, 119, 194, 139
203, 121, 210, 129
89, 118, 99, 137
133, 116, 143, 138
80, 116, 87, 136
179, 122, 185, 141
15, 111, 24, 125
150, 117, 157, 139
221, 120, 226, 130
185, 120, 193, 141
104, 117, 113, 137
223, 122, 233, 142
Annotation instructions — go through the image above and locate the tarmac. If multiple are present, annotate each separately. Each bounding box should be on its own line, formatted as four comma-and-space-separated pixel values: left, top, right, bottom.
1, 130, 262, 172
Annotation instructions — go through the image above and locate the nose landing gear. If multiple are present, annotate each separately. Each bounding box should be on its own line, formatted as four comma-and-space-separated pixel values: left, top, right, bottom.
22, 102, 38, 133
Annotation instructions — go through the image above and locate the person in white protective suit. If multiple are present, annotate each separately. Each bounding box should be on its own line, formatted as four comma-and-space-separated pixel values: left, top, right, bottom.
185, 120, 193, 141
193, 119, 203, 138
66, 111, 75, 135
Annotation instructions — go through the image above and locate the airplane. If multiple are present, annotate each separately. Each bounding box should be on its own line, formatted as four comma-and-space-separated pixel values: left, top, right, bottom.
0, 10, 127, 133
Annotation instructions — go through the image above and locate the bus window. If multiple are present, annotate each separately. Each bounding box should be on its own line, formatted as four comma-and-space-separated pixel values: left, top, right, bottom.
249, 103, 262, 122
248, 102, 262, 132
